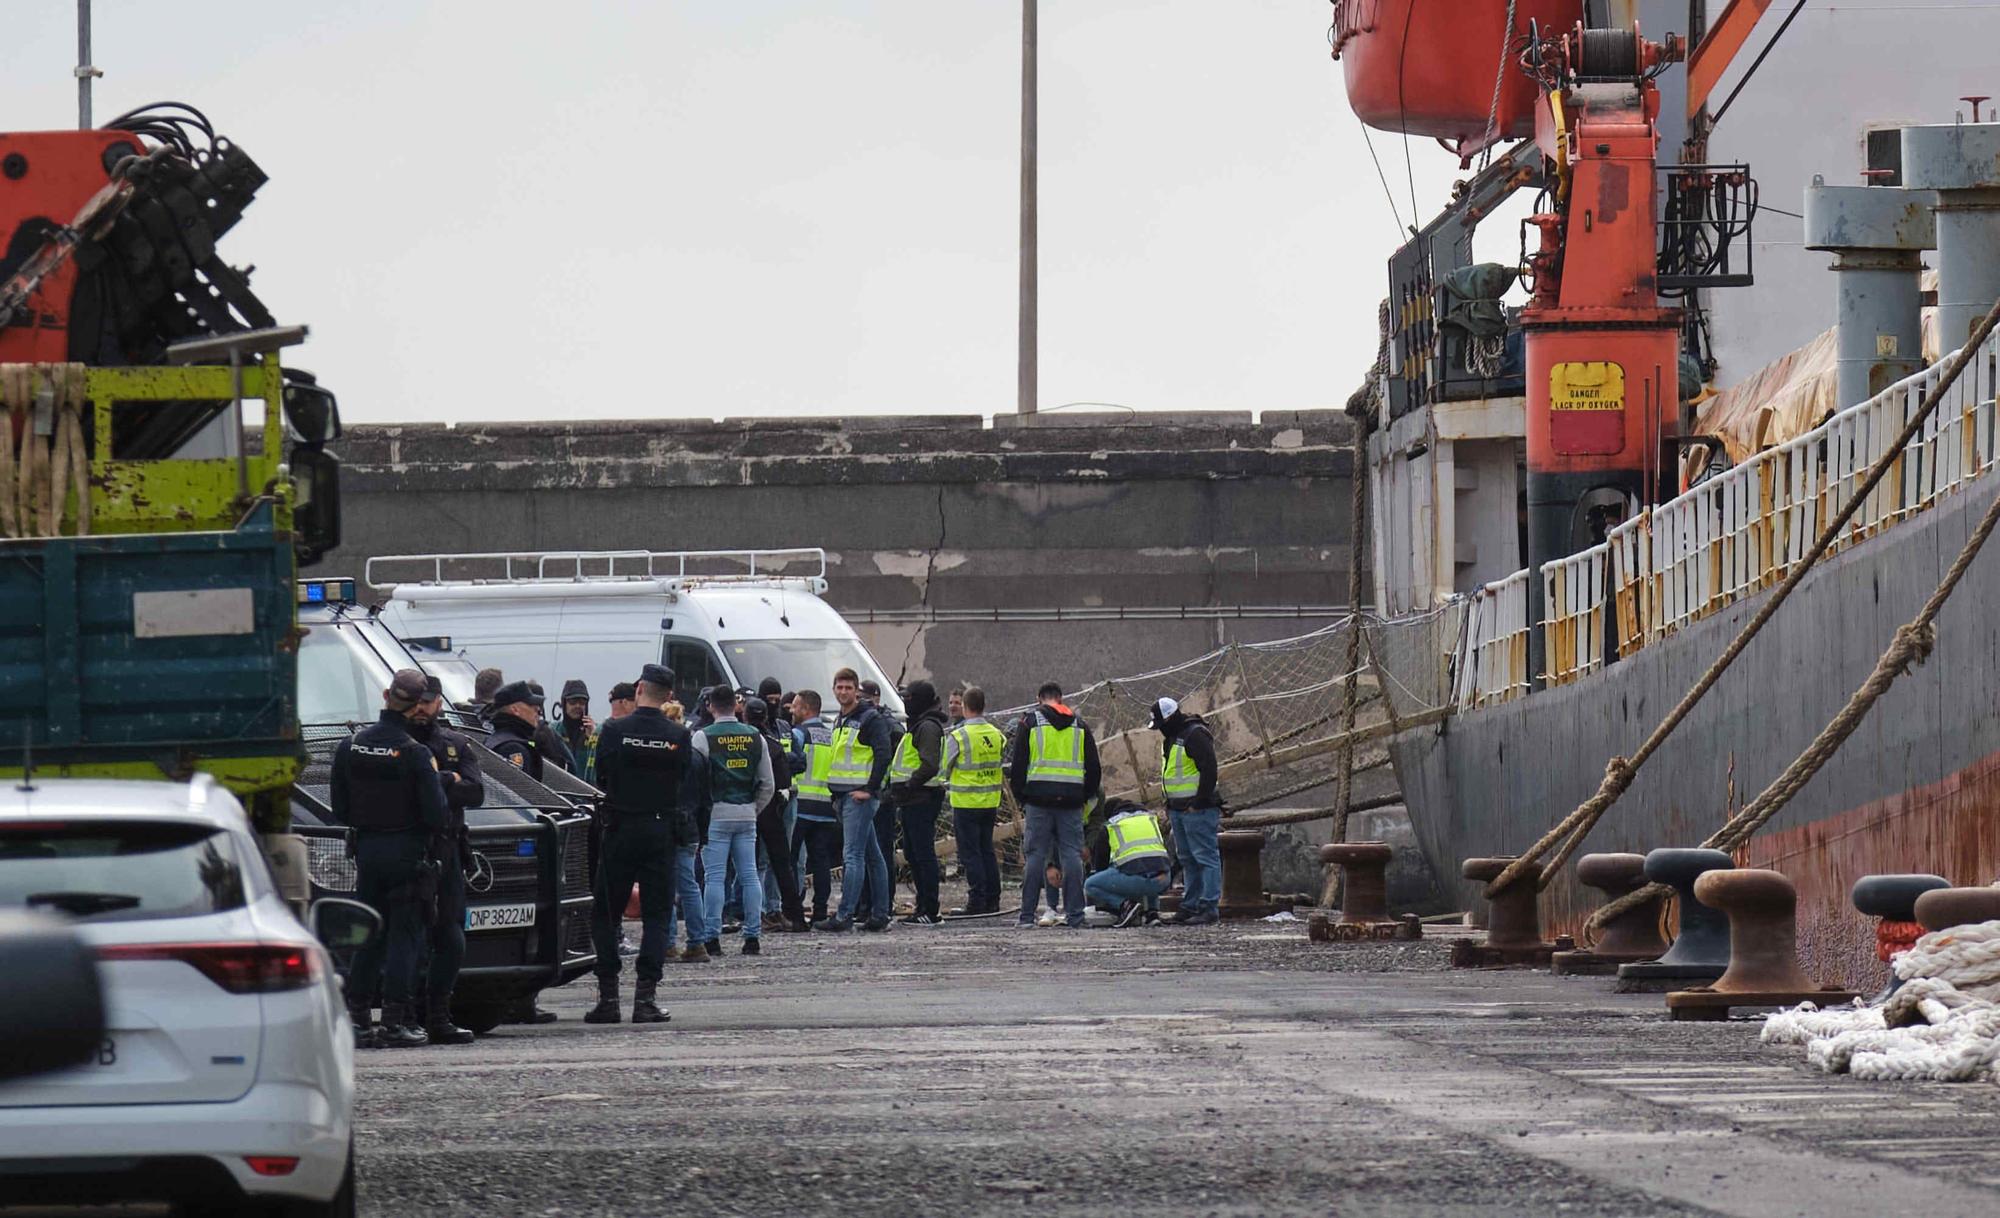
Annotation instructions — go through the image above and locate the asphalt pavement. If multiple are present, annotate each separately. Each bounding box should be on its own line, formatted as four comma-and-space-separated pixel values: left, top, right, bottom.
352, 904, 2000, 1217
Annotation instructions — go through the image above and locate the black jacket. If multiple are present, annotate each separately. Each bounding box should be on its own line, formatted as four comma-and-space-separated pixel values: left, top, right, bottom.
595, 707, 698, 843
892, 704, 949, 802
407, 719, 486, 830
1007, 704, 1101, 810
1158, 713, 1220, 810
536, 721, 577, 774
330, 710, 449, 833
487, 711, 544, 781
759, 729, 793, 820
831, 701, 895, 797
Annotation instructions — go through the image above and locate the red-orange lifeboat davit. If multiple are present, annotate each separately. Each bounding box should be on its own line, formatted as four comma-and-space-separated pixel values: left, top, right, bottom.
1333, 0, 1583, 146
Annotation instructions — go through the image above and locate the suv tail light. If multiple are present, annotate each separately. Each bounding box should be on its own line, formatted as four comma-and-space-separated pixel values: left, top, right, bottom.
98, 943, 320, 993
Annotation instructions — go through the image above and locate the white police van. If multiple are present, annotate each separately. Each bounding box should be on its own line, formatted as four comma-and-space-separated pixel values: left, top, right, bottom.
368, 549, 904, 718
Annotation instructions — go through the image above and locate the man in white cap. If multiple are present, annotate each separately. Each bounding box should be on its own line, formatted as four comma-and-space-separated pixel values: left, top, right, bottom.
1151, 696, 1223, 926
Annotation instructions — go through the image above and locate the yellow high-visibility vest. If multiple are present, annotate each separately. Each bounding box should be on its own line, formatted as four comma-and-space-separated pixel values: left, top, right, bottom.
945, 721, 1006, 810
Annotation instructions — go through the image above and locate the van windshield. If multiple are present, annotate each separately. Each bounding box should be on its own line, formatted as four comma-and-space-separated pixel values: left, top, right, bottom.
298, 620, 388, 725
719, 639, 904, 718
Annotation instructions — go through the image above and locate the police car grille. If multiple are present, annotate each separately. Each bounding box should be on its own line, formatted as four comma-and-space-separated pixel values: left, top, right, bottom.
561, 911, 593, 963
303, 831, 356, 892
468, 839, 541, 903
559, 820, 591, 898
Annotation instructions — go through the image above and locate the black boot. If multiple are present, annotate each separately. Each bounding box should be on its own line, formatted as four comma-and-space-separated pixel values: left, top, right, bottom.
348, 1004, 382, 1050
631, 983, 670, 1025
425, 996, 476, 1045
378, 1004, 430, 1048
584, 981, 622, 1025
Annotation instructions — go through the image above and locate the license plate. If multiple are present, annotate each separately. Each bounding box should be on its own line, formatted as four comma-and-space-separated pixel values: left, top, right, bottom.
465, 902, 537, 932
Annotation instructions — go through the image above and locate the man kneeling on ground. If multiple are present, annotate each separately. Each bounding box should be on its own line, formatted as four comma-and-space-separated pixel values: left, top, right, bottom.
1083, 799, 1172, 928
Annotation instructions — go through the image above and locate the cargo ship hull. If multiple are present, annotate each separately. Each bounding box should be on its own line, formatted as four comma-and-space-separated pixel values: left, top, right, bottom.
1389, 467, 2000, 989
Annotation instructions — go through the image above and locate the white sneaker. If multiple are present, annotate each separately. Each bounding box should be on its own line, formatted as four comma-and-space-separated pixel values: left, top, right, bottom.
1036, 909, 1061, 928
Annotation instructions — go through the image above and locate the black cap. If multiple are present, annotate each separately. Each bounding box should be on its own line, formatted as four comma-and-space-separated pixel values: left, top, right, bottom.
387, 668, 429, 709
742, 697, 768, 726
608, 681, 637, 702
903, 679, 938, 718
491, 681, 537, 713
637, 663, 675, 690
860, 679, 882, 698
422, 674, 443, 699
561, 679, 589, 702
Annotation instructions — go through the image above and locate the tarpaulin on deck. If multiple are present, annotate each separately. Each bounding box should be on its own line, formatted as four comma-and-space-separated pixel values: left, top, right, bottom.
1694, 327, 1839, 466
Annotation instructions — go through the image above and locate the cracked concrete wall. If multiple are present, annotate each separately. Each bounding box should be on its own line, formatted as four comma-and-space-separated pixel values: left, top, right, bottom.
322, 410, 1359, 706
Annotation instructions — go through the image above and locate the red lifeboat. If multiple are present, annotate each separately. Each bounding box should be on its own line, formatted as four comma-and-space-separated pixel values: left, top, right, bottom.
1333, 0, 1583, 148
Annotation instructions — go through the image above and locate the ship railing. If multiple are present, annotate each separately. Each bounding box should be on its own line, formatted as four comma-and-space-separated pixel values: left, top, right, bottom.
1541, 543, 1610, 687
1453, 568, 1531, 712
1591, 324, 2000, 656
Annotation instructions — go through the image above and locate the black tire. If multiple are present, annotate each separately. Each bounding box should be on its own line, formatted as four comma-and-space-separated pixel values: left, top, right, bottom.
452, 999, 507, 1034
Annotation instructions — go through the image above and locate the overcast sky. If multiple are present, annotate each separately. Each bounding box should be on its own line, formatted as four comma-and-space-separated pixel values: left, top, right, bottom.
5, 2, 1497, 424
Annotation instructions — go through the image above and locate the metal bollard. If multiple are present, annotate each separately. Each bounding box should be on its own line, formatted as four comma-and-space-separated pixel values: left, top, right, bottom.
1665, 868, 1856, 1020
1551, 853, 1668, 976
1217, 829, 1286, 920
1451, 857, 1561, 967
1615, 847, 1733, 992
1913, 886, 2000, 934
1309, 841, 1419, 942
1852, 873, 1950, 1000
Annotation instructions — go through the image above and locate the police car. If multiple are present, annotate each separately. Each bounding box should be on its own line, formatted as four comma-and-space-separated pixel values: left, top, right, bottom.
291, 579, 597, 1032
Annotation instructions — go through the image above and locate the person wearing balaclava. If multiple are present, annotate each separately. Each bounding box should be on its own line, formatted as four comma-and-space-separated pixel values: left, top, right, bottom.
1151, 696, 1223, 926
887, 680, 951, 923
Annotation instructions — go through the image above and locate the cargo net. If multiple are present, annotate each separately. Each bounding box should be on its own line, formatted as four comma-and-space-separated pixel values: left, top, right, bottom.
977, 606, 1463, 873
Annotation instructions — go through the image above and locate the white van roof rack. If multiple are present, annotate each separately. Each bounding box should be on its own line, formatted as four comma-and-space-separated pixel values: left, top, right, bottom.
366, 548, 828, 592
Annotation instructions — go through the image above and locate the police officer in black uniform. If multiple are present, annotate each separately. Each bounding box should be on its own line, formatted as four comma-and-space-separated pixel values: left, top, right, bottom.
330, 668, 450, 1048
408, 675, 484, 1046
585, 663, 694, 1026
486, 682, 544, 778
481, 681, 564, 1026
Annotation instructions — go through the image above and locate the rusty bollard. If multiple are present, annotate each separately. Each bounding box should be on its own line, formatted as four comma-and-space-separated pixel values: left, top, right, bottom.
1913, 886, 2000, 934
1450, 857, 1561, 968
1665, 868, 1857, 1020
1551, 853, 1669, 976
1615, 847, 1733, 993
1852, 874, 1950, 1000
1217, 829, 1286, 920
1309, 842, 1419, 942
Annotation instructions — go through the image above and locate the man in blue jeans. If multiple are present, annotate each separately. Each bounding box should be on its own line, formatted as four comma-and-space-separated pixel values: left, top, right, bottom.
691, 685, 776, 956
823, 667, 895, 932
1084, 799, 1172, 928
1153, 696, 1223, 925
1007, 682, 1101, 928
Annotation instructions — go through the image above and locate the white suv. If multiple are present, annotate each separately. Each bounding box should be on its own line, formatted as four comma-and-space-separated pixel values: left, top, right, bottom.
0, 775, 356, 1215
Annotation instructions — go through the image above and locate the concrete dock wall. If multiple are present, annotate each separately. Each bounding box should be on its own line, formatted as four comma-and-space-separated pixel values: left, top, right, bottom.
321, 411, 1359, 707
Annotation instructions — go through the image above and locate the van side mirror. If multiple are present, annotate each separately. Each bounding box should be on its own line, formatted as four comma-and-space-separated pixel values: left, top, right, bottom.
309, 897, 382, 955
0, 911, 107, 1082
283, 372, 342, 445
292, 447, 342, 568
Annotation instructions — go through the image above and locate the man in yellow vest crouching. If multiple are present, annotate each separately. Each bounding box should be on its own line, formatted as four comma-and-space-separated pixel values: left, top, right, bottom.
1083, 799, 1172, 928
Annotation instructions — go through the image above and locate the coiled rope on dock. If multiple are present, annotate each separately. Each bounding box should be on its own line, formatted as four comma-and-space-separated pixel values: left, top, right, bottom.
1764, 919, 2000, 1083
1482, 293, 2000, 905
